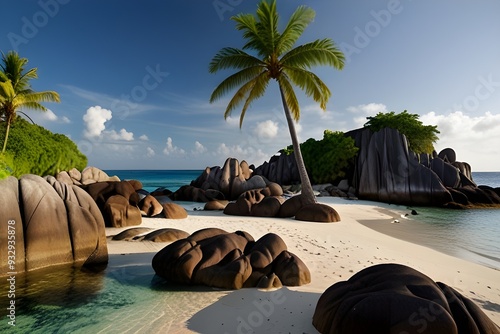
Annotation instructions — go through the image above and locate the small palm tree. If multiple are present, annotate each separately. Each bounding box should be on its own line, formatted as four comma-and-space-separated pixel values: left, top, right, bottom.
0, 51, 60, 153
209, 0, 345, 204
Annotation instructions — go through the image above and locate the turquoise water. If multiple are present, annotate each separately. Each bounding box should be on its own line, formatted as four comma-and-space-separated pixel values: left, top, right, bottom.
105, 169, 203, 193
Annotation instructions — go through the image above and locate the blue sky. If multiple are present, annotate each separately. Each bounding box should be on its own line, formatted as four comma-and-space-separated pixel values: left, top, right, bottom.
2, 0, 500, 171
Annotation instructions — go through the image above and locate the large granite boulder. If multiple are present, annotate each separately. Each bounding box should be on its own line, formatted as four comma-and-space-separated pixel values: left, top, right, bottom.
152, 229, 310, 289
347, 128, 454, 206
0, 175, 108, 275
312, 263, 500, 334
83, 180, 141, 227
190, 158, 283, 201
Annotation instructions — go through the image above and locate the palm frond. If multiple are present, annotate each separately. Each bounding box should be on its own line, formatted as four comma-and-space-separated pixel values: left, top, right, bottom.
283, 66, 331, 110
276, 5, 315, 54
239, 72, 270, 127
255, 0, 280, 56
232, 13, 268, 55
0, 81, 17, 103
210, 66, 265, 103
281, 38, 345, 70
223, 79, 256, 120
277, 75, 300, 121
209, 48, 264, 73
16, 101, 48, 112
23, 91, 60, 103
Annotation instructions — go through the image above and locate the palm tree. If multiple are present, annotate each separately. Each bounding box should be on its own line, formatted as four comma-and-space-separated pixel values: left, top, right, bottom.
0, 51, 60, 153
209, 0, 345, 205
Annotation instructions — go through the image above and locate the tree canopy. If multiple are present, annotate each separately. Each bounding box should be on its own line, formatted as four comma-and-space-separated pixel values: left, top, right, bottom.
364, 110, 439, 154
282, 130, 358, 184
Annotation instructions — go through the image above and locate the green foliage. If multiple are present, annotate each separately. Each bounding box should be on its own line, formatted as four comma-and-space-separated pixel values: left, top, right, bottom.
282, 130, 358, 184
0, 152, 14, 179
364, 110, 440, 154
0, 117, 87, 177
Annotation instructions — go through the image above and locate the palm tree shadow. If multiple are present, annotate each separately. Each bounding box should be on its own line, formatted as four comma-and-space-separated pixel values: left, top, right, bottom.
187, 287, 321, 334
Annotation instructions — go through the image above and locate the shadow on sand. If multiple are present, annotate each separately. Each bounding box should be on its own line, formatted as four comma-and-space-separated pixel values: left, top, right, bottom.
187, 287, 321, 334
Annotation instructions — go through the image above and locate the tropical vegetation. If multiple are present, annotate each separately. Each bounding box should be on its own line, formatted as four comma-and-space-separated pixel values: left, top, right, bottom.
209, 0, 345, 204
364, 110, 440, 154
0, 50, 60, 153
0, 117, 87, 177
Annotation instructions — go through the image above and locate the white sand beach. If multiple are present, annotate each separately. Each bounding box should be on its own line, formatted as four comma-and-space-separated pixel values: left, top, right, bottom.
105, 197, 500, 333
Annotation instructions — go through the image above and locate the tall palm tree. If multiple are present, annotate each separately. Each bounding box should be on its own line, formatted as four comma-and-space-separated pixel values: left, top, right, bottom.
0, 51, 60, 153
209, 0, 345, 205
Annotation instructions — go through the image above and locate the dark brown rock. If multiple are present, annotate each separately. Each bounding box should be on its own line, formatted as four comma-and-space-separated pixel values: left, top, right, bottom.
139, 194, 163, 217
152, 229, 310, 290
162, 202, 188, 219
204, 200, 228, 211
312, 263, 500, 334
104, 195, 142, 227
141, 228, 190, 242
277, 195, 307, 218
250, 196, 284, 217
295, 203, 341, 222
112, 227, 154, 241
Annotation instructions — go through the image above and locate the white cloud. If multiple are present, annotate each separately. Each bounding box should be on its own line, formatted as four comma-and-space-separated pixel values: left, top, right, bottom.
26, 109, 71, 124
139, 134, 149, 141
193, 141, 207, 154
225, 116, 240, 127
83, 106, 112, 138
106, 128, 134, 141
146, 147, 155, 157
43, 109, 58, 121
420, 111, 500, 171
216, 143, 268, 165
347, 103, 388, 115
163, 137, 185, 155
347, 103, 389, 128
254, 120, 279, 139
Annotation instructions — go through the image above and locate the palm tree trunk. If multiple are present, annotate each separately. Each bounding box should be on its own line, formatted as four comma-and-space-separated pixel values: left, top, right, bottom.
1, 117, 11, 153
279, 84, 316, 204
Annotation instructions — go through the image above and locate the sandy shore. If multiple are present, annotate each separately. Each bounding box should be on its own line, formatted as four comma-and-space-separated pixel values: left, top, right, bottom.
104, 197, 500, 333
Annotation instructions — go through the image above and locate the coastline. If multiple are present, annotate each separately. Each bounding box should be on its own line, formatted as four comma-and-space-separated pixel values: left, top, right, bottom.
101, 197, 500, 333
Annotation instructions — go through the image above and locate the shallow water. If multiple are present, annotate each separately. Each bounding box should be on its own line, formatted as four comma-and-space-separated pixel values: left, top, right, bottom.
0, 254, 227, 333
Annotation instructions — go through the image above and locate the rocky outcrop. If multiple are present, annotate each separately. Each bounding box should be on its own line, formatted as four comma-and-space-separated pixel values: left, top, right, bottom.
0, 175, 108, 275
252, 152, 301, 185
345, 127, 500, 207
83, 180, 142, 227
313, 263, 500, 334
189, 158, 283, 201
152, 229, 310, 289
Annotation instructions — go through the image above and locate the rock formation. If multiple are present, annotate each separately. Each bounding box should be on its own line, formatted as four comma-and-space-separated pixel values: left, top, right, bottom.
345, 127, 500, 207
152, 228, 311, 289
0, 175, 108, 275
313, 263, 500, 334
189, 158, 283, 201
